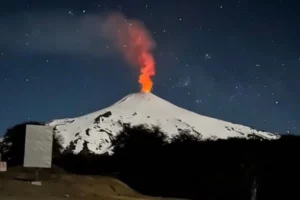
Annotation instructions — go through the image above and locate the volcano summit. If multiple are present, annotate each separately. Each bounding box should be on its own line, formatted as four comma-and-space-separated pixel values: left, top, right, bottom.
48, 92, 278, 154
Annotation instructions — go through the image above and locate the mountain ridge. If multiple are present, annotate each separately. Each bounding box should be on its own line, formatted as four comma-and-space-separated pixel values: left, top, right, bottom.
47, 92, 279, 154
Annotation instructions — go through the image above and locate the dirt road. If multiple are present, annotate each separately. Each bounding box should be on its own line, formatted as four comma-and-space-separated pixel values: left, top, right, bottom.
0, 171, 186, 200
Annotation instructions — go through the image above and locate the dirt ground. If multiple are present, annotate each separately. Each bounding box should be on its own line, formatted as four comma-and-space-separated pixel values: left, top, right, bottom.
0, 167, 183, 200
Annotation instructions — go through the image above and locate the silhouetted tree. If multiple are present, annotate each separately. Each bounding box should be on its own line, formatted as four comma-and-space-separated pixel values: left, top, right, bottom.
112, 124, 167, 157
111, 126, 300, 200
52, 133, 64, 161
171, 129, 202, 144
3, 121, 300, 200
0, 121, 63, 166
0, 121, 44, 165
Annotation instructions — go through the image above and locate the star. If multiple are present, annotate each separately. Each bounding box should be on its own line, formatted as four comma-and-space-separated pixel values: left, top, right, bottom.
196, 100, 202, 103
0, 0, 298, 137
204, 53, 211, 59
229, 95, 235, 101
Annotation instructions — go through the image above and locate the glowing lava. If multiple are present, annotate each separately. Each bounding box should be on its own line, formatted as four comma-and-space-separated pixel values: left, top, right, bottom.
138, 52, 155, 93
100, 12, 156, 93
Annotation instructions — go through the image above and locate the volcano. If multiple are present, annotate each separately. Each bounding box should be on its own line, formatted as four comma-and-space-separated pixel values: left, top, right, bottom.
47, 92, 278, 154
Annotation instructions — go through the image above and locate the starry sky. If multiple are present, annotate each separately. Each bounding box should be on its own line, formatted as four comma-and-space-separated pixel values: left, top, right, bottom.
0, 0, 299, 136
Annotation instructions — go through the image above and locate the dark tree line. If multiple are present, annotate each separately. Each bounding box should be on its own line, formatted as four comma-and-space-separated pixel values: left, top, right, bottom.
0, 121, 63, 166
1, 122, 300, 200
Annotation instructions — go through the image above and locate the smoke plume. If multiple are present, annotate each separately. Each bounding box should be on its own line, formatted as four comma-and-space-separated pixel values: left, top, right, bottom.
100, 12, 156, 93
0, 11, 156, 92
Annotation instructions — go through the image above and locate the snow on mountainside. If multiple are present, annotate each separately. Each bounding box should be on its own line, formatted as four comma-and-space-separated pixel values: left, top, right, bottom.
47, 92, 279, 154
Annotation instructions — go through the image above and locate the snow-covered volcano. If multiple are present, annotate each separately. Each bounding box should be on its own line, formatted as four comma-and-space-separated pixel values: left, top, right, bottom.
48, 92, 278, 154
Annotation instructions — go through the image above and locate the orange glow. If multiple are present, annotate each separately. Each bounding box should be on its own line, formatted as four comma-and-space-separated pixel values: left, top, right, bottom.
138, 52, 155, 92
101, 13, 156, 92
125, 21, 156, 93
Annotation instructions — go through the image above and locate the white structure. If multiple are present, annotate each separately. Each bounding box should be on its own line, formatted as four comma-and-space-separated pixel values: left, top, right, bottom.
23, 125, 53, 168
0, 162, 7, 172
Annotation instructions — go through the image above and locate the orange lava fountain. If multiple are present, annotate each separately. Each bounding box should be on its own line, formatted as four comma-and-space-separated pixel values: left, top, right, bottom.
101, 13, 156, 92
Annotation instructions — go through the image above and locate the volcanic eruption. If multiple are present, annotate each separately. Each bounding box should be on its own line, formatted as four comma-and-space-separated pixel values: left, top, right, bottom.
101, 12, 156, 93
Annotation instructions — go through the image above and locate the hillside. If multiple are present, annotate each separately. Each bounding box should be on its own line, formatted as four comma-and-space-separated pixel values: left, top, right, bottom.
0, 168, 182, 200
48, 92, 279, 154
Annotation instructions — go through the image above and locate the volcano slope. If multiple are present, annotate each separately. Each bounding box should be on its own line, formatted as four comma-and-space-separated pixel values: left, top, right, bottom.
48, 92, 278, 155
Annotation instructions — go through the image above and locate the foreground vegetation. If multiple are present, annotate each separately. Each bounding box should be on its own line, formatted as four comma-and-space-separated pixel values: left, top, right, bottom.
1, 122, 299, 200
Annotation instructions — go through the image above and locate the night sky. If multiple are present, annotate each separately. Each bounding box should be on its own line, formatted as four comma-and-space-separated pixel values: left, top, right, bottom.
0, 0, 299, 136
